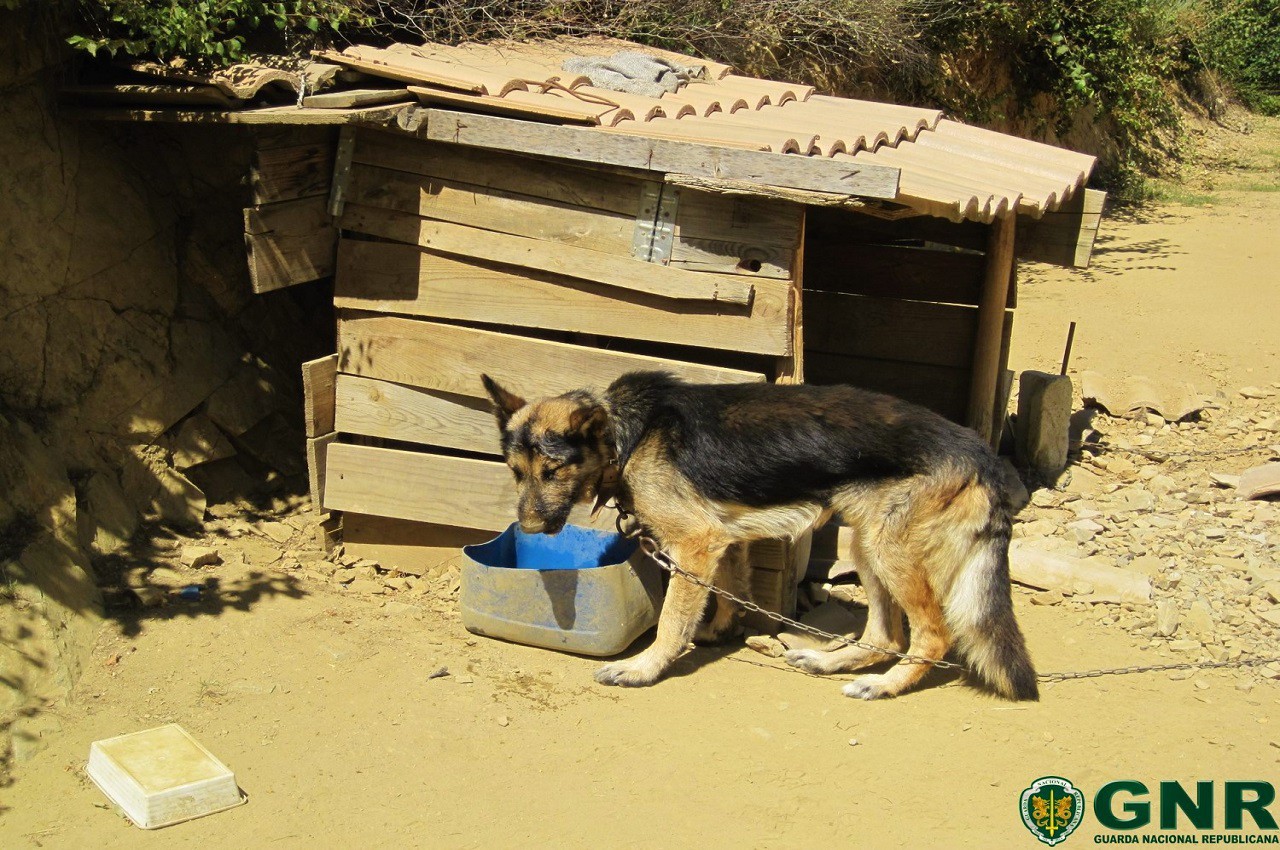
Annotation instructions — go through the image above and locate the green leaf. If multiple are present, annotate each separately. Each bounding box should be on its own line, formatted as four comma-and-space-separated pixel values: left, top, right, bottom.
306, 15, 319, 31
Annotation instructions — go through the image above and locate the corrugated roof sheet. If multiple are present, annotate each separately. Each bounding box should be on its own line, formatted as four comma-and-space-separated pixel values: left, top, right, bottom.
310, 39, 1094, 223
81, 37, 1096, 223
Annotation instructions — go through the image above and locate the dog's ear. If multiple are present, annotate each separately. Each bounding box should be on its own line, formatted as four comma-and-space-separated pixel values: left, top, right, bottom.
568, 404, 608, 437
481, 374, 525, 428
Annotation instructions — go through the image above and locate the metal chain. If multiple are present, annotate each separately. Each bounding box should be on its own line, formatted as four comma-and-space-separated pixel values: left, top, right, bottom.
611, 503, 1280, 684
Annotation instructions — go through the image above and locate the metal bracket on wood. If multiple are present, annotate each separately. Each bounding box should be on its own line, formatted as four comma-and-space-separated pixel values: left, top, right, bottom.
328, 125, 356, 219
631, 183, 680, 264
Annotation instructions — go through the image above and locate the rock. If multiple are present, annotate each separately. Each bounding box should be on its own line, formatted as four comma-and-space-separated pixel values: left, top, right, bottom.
1016, 371, 1073, 483
1240, 386, 1271, 400
1112, 488, 1156, 512
1168, 639, 1202, 653
1071, 580, 1095, 596
497, 716, 510, 727
1067, 518, 1104, 543
1148, 474, 1177, 496
256, 520, 293, 544
1030, 489, 1061, 509
332, 568, 357, 584
1186, 598, 1216, 636
346, 578, 383, 594
1259, 610, 1280, 628
204, 358, 283, 436
1262, 583, 1280, 605
151, 466, 206, 529
746, 635, 785, 657
76, 470, 139, 557
381, 600, 419, 617
1156, 600, 1180, 636
1202, 527, 1227, 540
1031, 589, 1065, 606
180, 546, 221, 569
1129, 555, 1165, 578
170, 413, 235, 470
999, 457, 1030, 512
1209, 472, 1240, 489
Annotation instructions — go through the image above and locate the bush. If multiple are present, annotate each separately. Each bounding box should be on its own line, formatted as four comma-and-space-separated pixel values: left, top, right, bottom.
67, 0, 372, 63
1193, 0, 1280, 114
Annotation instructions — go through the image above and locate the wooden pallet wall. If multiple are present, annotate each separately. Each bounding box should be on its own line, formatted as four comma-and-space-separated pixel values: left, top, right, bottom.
801, 206, 1013, 425
314, 127, 807, 616
244, 128, 339, 293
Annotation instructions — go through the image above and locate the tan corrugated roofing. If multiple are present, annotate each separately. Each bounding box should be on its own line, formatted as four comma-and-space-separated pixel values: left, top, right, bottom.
311, 39, 1095, 223
101, 38, 1092, 224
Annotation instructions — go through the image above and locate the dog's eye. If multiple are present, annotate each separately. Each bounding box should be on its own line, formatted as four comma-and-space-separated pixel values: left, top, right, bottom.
513, 469, 525, 483
541, 465, 559, 481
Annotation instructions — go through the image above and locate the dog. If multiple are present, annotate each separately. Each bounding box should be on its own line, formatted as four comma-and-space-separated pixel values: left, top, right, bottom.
481, 370, 1038, 701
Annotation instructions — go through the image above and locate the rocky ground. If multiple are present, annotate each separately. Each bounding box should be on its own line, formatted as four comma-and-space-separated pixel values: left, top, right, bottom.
1011, 383, 1280, 683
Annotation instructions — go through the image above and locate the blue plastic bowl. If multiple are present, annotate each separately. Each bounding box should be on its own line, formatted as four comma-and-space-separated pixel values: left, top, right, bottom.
460, 523, 662, 656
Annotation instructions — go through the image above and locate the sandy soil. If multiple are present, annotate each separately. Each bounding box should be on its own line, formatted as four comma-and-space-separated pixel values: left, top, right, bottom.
3, 118, 1279, 849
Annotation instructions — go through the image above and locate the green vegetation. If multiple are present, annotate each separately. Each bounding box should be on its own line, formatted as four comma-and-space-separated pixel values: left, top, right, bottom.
66, 0, 372, 63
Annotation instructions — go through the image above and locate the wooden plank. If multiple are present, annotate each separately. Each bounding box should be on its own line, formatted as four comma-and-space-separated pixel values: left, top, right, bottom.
804, 291, 979, 369
70, 103, 409, 125
308, 432, 337, 513
328, 125, 356, 218
356, 130, 803, 248
338, 314, 765, 401
318, 512, 342, 554
353, 130, 799, 278
1017, 188, 1106, 268
805, 352, 970, 422
339, 204, 753, 306
967, 214, 1018, 443
809, 203, 988, 251
333, 239, 791, 356
804, 242, 1001, 307
335, 373, 497, 454
411, 108, 901, 200
251, 142, 334, 205
346, 162, 633, 254
301, 354, 337, 437
244, 196, 337, 292
342, 513, 491, 576
408, 85, 605, 125
323, 443, 615, 532
302, 88, 412, 109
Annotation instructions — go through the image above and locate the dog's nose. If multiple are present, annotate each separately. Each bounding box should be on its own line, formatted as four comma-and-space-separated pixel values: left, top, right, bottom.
519, 521, 545, 535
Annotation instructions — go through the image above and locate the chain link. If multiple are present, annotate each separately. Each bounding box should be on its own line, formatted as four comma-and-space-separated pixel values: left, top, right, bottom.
612, 503, 1280, 684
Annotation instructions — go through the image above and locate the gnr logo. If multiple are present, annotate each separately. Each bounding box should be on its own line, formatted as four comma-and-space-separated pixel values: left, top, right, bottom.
1094, 780, 1278, 833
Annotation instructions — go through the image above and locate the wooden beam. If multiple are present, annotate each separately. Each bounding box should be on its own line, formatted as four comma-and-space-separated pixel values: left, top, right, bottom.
805, 353, 970, 423
302, 88, 412, 109
337, 313, 766, 401
323, 443, 615, 532
69, 103, 410, 125
307, 432, 337, 513
1016, 188, 1106, 268
334, 373, 498, 454
244, 196, 337, 293
342, 513, 491, 576
333, 239, 790, 356
250, 141, 334, 205
339, 204, 754, 307
803, 291, 983, 369
301, 354, 338, 437
966, 213, 1018, 444
408, 108, 901, 200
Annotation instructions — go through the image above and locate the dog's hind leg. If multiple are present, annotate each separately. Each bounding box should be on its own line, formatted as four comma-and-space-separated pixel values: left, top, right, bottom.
784, 552, 906, 674
695, 543, 750, 644
596, 537, 725, 687
842, 565, 952, 700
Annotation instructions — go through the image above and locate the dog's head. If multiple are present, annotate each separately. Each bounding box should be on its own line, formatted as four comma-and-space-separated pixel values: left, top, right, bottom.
481, 375, 612, 535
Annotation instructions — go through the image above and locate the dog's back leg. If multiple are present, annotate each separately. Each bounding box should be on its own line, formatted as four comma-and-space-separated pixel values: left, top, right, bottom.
595, 535, 727, 687
695, 543, 750, 644
784, 536, 906, 675
840, 561, 951, 700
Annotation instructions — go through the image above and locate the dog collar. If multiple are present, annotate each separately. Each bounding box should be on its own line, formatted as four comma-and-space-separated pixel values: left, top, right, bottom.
590, 457, 621, 520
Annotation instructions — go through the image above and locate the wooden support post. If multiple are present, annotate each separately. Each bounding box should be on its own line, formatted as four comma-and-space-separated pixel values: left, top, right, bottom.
967, 212, 1017, 447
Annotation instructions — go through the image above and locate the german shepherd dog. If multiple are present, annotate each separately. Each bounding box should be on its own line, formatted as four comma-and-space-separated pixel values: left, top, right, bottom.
482, 371, 1038, 700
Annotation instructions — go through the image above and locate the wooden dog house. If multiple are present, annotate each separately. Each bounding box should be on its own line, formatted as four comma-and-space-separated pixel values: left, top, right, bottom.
76, 38, 1102, 616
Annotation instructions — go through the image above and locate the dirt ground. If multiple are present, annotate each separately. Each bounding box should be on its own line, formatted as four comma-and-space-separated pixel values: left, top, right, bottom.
3, 117, 1279, 849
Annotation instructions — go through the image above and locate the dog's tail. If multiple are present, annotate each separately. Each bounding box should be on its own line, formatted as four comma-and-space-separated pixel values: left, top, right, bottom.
943, 493, 1039, 701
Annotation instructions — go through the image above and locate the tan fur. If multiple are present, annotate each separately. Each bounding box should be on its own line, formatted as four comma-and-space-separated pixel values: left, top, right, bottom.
484, 377, 1032, 700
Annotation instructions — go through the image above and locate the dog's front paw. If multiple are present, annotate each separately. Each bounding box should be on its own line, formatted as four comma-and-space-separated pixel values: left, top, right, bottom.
842, 675, 893, 701
594, 657, 663, 688
784, 648, 832, 675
